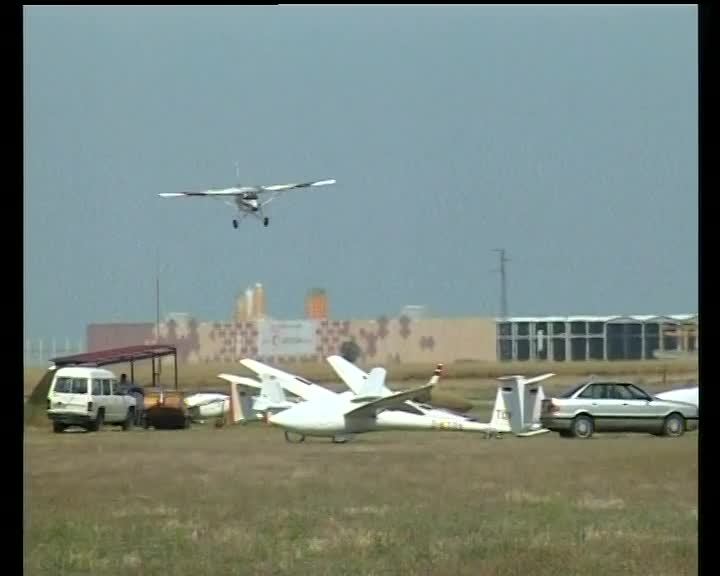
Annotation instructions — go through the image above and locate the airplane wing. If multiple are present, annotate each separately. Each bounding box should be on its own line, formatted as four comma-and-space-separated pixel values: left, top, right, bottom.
326, 355, 370, 394
159, 186, 259, 198
344, 383, 435, 418
239, 359, 336, 402
258, 179, 336, 207
184, 393, 229, 408
260, 179, 336, 193
217, 374, 263, 391
497, 373, 555, 386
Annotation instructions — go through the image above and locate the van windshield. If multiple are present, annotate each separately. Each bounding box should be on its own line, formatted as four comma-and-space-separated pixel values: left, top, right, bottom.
54, 377, 88, 394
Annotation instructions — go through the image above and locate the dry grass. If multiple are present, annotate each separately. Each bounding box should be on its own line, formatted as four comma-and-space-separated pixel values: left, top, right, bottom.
25, 419, 697, 576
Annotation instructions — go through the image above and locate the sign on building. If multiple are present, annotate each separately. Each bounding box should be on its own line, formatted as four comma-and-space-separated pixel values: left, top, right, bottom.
257, 320, 317, 357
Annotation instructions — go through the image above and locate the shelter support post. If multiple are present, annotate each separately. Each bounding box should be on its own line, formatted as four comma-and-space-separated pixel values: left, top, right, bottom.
174, 352, 178, 390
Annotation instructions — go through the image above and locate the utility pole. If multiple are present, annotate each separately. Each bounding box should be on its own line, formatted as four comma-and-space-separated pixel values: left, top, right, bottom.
155, 250, 162, 383
492, 248, 509, 319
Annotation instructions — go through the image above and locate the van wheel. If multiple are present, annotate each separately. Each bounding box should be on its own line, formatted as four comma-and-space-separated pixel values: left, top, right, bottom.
121, 408, 135, 431
571, 415, 594, 439
661, 413, 685, 437
52, 422, 66, 434
90, 410, 104, 432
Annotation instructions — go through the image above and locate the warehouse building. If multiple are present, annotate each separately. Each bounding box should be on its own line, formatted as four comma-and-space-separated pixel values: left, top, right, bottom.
496, 314, 698, 362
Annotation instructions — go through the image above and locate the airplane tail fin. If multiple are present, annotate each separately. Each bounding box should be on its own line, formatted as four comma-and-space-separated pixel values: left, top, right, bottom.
361, 367, 387, 397
259, 375, 287, 405
428, 363, 444, 386
489, 385, 512, 433
494, 374, 554, 435
229, 381, 244, 423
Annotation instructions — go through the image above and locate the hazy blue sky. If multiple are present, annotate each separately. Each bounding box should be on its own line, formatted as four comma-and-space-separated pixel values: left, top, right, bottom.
24, 5, 698, 343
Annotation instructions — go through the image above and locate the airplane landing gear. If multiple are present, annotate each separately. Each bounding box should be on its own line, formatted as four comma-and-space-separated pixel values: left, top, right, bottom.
263, 217, 269, 227
232, 219, 238, 229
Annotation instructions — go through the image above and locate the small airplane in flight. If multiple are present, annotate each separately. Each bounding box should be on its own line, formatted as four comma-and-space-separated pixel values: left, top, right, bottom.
158, 177, 336, 228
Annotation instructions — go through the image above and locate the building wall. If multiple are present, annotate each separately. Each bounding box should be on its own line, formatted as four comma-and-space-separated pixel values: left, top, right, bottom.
87, 323, 155, 352
87, 316, 497, 365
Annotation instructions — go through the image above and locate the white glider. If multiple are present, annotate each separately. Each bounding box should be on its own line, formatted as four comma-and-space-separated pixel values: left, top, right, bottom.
654, 386, 699, 409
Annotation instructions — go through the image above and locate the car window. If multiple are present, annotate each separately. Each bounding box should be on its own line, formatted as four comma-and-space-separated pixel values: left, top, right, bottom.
626, 385, 650, 400
72, 378, 88, 394
559, 382, 589, 399
54, 377, 72, 394
611, 385, 634, 400
580, 384, 612, 399
579, 384, 599, 399
92, 379, 103, 395
54, 377, 88, 394
102, 379, 112, 395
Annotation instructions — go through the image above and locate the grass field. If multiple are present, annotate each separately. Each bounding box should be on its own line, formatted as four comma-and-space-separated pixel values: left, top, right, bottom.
25, 414, 698, 576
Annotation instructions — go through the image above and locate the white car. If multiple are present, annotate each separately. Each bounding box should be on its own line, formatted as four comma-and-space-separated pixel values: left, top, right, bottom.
46, 367, 137, 433
540, 380, 699, 439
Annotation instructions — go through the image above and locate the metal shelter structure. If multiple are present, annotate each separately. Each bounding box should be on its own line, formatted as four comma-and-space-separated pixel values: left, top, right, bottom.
49, 345, 178, 389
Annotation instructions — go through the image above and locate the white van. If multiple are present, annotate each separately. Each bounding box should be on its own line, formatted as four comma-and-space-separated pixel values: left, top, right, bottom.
46, 367, 137, 433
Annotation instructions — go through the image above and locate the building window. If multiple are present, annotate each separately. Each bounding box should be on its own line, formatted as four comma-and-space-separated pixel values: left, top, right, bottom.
645, 336, 659, 359
498, 323, 512, 337
552, 322, 566, 335
499, 339, 512, 361
517, 339, 530, 361
645, 323, 659, 337
625, 323, 642, 336
516, 322, 529, 336
571, 322, 587, 335
571, 338, 587, 361
588, 322, 604, 335
588, 338, 604, 360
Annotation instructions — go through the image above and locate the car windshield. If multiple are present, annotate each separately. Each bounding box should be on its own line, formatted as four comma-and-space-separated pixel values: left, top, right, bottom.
54, 377, 88, 394
558, 382, 589, 399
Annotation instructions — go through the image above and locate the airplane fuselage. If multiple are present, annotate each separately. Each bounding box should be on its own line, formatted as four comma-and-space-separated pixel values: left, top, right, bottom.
236, 196, 260, 212
268, 399, 494, 438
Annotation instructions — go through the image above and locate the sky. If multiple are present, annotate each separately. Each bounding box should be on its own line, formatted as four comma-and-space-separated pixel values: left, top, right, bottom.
24, 5, 698, 343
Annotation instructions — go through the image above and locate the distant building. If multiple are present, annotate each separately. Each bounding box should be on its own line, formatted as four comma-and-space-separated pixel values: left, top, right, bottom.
400, 305, 428, 320
305, 288, 329, 320
87, 323, 155, 352
235, 283, 267, 322
495, 314, 698, 362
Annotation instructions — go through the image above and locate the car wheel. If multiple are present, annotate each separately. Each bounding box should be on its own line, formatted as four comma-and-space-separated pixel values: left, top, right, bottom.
661, 413, 685, 438
91, 410, 104, 432
571, 415, 594, 439
121, 408, 134, 431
